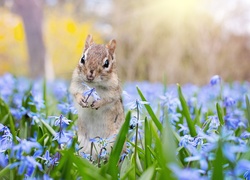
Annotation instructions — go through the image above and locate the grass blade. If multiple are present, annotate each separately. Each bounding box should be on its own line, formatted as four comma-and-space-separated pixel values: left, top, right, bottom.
137, 87, 162, 131
211, 140, 224, 180
120, 156, 135, 180
39, 119, 56, 136
245, 95, 250, 127
43, 78, 48, 118
106, 111, 131, 179
216, 102, 224, 126
8, 113, 17, 143
144, 117, 152, 168
162, 115, 177, 164
138, 164, 155, 180
177, 84, 197, 137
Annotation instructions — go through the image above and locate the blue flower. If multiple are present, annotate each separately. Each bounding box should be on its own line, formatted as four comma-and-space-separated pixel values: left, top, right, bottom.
53, 114, 72, 126
52, 81, 68, 101
0, 73, 16, 102
129, 116, 144, 129
39, 150, 54, 166
160, 92, 180, 113
210, 75, 221, 86
43, 150, 51, 163
184, 153, 208, 171
127, 99, 149, 111
49, 152, 60, 166
223, 97, 236, 107
224, 114, 241, 130
234, 160, 250, 175
207, 115, 220, 132
0, 123, 4, 131
179, 135, 203, 155
0, 153, 8, 167
178, 124, 189, 134
169, 164, 207, 180
83, 88, 100, 101
80, 152, 91, 160
168, 112, 182, 125
53, 131, 73, 144
43, 174, 53, 180
98, 147, 108, 158
12, 140, 42, 159
28, 93, 45, 111
82, 83, 101, 101
240, 131, 250, 139
89, 135, 117, 149
245, 170, 250, 180
10, 156, 43, 177
179, 135, 202, 148
10, 107, 27, 120
223, 143, 248, 162
0, 125, 13, 151
57, 103, 77, 115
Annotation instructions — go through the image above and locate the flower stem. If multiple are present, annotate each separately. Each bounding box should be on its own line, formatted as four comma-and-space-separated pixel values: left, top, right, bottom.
134, 101, 140, 177
84, 88, 94, 103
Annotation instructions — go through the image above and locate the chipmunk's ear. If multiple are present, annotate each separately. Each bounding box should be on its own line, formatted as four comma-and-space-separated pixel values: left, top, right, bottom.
84, 34, 93, 52
106, 39, 116, 55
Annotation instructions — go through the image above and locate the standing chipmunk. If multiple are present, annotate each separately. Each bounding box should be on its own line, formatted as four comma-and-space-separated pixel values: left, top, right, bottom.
70, 35, 124, 158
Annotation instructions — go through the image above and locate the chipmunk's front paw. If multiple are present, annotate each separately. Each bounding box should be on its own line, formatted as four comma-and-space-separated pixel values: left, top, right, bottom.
90, 100, 102, 110
77, 95, 89, 108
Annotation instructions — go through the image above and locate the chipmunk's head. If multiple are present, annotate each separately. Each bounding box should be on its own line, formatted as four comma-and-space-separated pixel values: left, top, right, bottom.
77, 35, 117, 83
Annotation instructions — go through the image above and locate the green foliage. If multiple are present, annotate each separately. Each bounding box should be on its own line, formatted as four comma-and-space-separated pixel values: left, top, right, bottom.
105, 111, 131, 179
211, 139, 224, 180
245, 95, 250, 128
0, 98, 17, 143
177, 84, 197, 137
1, 79, 250, 179
137, 87, 162, 131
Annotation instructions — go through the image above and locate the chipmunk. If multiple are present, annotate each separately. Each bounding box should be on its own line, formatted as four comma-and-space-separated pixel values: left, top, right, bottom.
70, 35, 124, 159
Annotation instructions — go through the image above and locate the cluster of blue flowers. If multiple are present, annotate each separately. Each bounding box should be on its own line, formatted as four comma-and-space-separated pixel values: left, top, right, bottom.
0, 73, 250, 179
123, 75, 250, 179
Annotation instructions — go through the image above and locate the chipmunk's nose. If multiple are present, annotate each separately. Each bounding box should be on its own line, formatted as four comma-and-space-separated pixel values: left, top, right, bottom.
87, 70, 95, 81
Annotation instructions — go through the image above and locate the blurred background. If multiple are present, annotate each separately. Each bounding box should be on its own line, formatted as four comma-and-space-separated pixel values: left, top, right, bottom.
0, 0, 250, 84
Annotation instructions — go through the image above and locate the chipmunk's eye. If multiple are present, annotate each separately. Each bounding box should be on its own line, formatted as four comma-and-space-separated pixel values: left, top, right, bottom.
80, 55, 85, 64
103, 59, 109, 68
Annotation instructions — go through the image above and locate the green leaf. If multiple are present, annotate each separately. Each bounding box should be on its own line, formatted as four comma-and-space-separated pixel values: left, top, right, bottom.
19, 117, 28, 139
38, 133, 49, 145
144, 117, 152, 168
43, 78, 48, 118
120, 156, 135, 180
0, 164, 11, 177
216, 103, 224, 126
137, 87, 162, 131
0, 98, 17, 143
8, 113, 17, 143
162, 115, 177, 164
52, 148, 108, 179
1, 114, 9, 125
105, 111, 131, 179
39, 119, 56, 136
245, 95, 250, 127
22, 90, 37, 113
203, 118, 211, 133
138, 164, 155, 180
211, 140, 224, 180
193, 106, 202, 127
177, 84, 197, 137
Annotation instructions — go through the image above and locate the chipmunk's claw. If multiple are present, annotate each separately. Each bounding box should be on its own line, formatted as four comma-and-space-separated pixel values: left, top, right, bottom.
91, 100, 101, 110
77, 95, 89, 108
